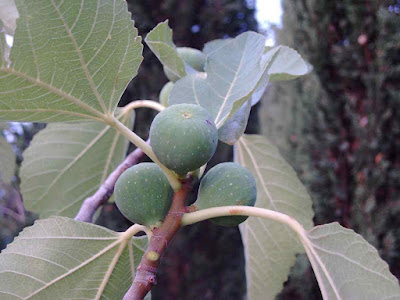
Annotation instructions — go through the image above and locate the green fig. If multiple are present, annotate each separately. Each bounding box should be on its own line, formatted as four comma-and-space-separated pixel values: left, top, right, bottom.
177, 47, 206, 72
195, 162, 257, 227
164, 47, 206, 82
150, 104, 218, 175
159, 81, 174, 107
114, 163, 173, 226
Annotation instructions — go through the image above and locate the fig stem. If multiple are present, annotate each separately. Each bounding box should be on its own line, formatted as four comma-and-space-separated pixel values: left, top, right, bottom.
180, 206, 305, 236
122, 100, 165, 115
111, 117, 181, 191
123, 178, 194, 300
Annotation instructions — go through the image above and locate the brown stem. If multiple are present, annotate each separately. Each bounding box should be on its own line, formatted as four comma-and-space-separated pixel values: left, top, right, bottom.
0, 205, 25, 223
74, 142, 148, 223
123, 178, 194, 300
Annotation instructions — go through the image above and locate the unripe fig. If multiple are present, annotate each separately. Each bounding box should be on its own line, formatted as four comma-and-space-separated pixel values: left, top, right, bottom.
177, 47, 206, 72
150, 104, 218, 175
164, 47, 206, 82
114, 163, 173, 227
159, 81, 174, 107
194, 162, 257, 227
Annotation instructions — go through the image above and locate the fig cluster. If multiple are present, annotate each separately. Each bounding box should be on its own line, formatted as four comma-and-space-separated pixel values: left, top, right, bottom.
114, 103, 256, 228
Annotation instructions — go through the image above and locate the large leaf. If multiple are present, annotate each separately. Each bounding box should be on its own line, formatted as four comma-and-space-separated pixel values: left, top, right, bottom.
235, 134, 314, 299
305, 222, 400, 300
218, 98, 252, 145
20, 112, 133, 218
268, 46, 312, 81
169, 32, 269, 129
0, 0, 142, 123
0, 216, 147, 299
0, 135, 15, 183
202, 38, 231, 55
145, 20, 186, 80
218, 68, 270, 145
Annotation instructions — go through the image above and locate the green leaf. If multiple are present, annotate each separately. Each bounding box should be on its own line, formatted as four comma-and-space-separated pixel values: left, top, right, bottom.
0, 0, 143, 123
202, 38, 231, 55
169, 32, 270, 130
235, 134, 314, 299
0, 135, 16, 183
218, 98, 251, 145
305, 222, 400, 299
145, 20, 186, 81
0, 216, 147, 299
218, 68, 270, 145
20, 111, 133, 218
268, 46, 312, 81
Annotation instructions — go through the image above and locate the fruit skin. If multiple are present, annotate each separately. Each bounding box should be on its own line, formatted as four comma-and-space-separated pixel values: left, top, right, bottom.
159, 81, 174, 107
150, 104, 218, 175
164, 47, 206, 82
195, 162, 257, 227
177, 47, 206, 72
114, 163, 173, 226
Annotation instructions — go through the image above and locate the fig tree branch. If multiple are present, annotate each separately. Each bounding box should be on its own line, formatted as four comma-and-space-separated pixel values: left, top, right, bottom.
123, 177, 194, 300
75, 142, 148, 223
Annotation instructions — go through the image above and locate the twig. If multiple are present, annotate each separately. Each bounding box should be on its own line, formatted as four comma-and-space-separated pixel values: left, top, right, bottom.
123, 178, 194, 300
0, 183, 26, 224
0, 205, 25, 224
74, 141, 148, 223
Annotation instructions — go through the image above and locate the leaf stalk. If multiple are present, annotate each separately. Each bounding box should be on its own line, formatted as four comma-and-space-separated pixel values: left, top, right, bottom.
122, 100, 165, 115
111, 117, 181, 190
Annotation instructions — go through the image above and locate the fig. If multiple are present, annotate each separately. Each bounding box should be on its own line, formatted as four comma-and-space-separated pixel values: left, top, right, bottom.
164, 47, 206, 82
150, 104, 218, 175
177, 47, 206, 72
194, 162, 257, 227
159, 81, 174, 107
114, 163, 173, 226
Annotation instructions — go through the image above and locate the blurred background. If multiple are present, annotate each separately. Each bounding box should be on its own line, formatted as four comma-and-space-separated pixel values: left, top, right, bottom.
1, 0, 399, 299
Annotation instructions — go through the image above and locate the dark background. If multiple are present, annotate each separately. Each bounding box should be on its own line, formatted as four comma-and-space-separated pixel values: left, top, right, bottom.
1, 1, 399, 299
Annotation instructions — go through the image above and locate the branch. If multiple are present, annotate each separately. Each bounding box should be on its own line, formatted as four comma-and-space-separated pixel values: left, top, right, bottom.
123, 178, 194, 300
0, 205, 25, 223
75, 142, 148, 223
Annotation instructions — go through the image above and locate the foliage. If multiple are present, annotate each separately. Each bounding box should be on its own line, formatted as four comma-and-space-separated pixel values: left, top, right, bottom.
0, 217, 147, 299
261, 1, 400, 298
20, 114, 133, 218
0, 1, 399, 300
